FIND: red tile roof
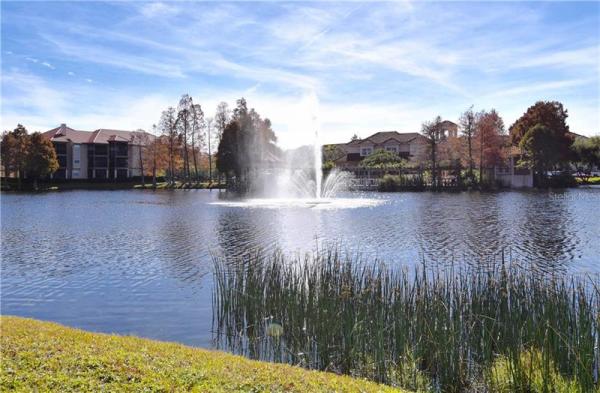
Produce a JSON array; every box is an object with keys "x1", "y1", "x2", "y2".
[
  {"x1": 43, "y1": 124, "x2": 153, "y2": 145},
  {"x1": 354, "y1": 131, "x2": 424, "y2": 145}
]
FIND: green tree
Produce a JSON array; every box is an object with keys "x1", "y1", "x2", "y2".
[
  {"x1": 510, "y1": 101, "x2": 572, "y2": 163},
  {"x1": 519, "y1": 124, "x2": 562, "y2": 185},
  {"x1": 359, "y1": 149, "x2": 406, "y2": 170},
  {"x1": 1, "y1": 124, "x2": 31, "y2": 190},
  {"x1": 216, "y1": 121, "x2": 241, "y2": 182},
  {"x1": 571, "y1": 136, "x2": 600, "y2": 181},
  {"x1": 217, "y1": 98, "x2": 279, "y2": 190},
  {"x1": 27, "y1": 132, "x2": 59, "y2": 190},
  {"x1": 421, "y1": 116, "x2": 444, "y2": 188}
]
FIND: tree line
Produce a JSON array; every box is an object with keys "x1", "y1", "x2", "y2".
[
  {"x1": 146, "y1": 96, "x2": 278, "y2": 190},
  {"x1": 3, "y1": 98, "x2": 598, "y2": 190},
  {"x1": 411, "y1": 101, "x2": 597, "y2": 188},
  {"x1": 1, "y1": 124, "x2": 59, "y2": 190},
  {"x1": 143, "y1": 96, "x2": 232, "y2": 188}
]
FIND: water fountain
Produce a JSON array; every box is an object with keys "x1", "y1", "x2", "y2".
[{"x1": 211, "y1": 93, "x2": 383, "y2": 209}]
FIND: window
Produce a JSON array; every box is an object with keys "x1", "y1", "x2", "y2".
[
  {"x1": 117, "y1": 143, "x2": 128, "y2": 156},
  {"x1": 95, "y1": 145, "x2": 108, "y2": 155},
  {"x1": 385, "y1": 146, "x2": 398, "y2": 153},
  {"x1": 58, "y1": 156, "x2": 67, "y2": 167},
  {"x1": 94, "y1": 157, "x2": 108, "y2": 167},
  {"x1": 360, "y1": 147, "x2": 373, "y2": 156},
  {"x1": 72, "y1": 169, "x2": 80, "y2": 179},
  {"x1": 73, "y1": 144, "x2": 81, "y2": 168},
  {"x1": 116, "y1": 157, "x2": 128, "y2": 168},
  {"x1": 53, "y1": 143, "x2": 66, "y2": 155}
]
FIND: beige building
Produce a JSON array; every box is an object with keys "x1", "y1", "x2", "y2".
[
  {"x1": 327, "y1": 131, "x2": 430, "y2": 168},
  {"x1": 42, "y1": 124, "x2": 153, "y2": 180},
  {"x1": 328, "y1": 121, "x2": 459, "y2": 168}
]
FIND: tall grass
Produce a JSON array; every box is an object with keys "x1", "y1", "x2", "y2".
[{"x1": 212, "y1": 248, "x2": 599, "y2": 392}]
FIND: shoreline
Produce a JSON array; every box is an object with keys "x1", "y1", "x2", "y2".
[{"x1": 0, "y1": 315, "x2": 402, "y2": 392}]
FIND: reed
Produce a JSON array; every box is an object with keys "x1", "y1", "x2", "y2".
[{"x1": 212, "y1": 249, "x2": 599, "y2": 392}]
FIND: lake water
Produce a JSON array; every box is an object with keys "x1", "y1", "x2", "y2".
[{"x1": 2, "y1": 188, "x2": 599, "y2": 347}]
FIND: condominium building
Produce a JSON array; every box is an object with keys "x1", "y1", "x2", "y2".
[{"x1": 42, "y1": 124, "x2": 153, "y2": 180}]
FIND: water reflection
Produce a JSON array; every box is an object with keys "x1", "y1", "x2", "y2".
[{"x1": 1, "y1": 189, "x2": 599, "y2": 347}]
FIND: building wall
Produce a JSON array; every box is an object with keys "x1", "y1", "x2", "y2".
[
  {"x1": 71, "y1": 144, "x2": 89, "y2": 179},
  {"x1": 494, "y1": 155, "x2": 533, "y2": 188},
  {"x1": 128, "y1": 145, "x2": 143, "y2": 177}
]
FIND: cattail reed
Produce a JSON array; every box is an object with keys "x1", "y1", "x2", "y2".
[{"x1": 213, "y1": 248, "x2": 599, "y2": 392}]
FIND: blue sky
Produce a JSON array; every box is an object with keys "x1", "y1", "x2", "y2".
[{"x1": 2, "y1": 1, "x2": 599, "y2": 148}]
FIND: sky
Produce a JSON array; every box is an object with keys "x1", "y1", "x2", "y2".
[{"x1": 1, "y1": 1, "x2": 599, "y2": 148}]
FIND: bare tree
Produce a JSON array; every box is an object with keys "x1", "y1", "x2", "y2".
[
  {"x1": 177, "y1": 95, "x2": 194, "y2": 183},
  {"x1": 459, "y1": 106, "x2": 476, "y2": 182},
  {"x1": 159, "y1": 107, "x2": 177, "y2": 185},
  {"x1": 144, "y1": 124, "x2": 169, "y2": 188},
  {"x1": 206, "y1": 117, "x2": 214, "y2": 184},
  {"x1": 191, "y1": 103, "x2": 205, "y2": 181},
  {"x1": 132, "y1": 130, "x2": 149, "y2": 188}
]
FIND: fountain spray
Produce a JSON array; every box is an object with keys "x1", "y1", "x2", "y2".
[{"x1": 310, "y1": 93, "x2": 322, "y2": 199}]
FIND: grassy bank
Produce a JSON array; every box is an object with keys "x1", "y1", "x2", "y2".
[
  {"x1": 0, "y1": 316, "x2": 402, "y2": 392},
  {"x1": 575, "y1": 176, "x2": 600, "y2": 185},
  {"x1": 214, "y1": 251, "x2": 600, "y2": 392}
]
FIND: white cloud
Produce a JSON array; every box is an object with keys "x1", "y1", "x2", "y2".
[
  {"x1": 41, "y1": 61, "x2": 55, "y2": 69},
  {"x1": 2, "y1": 2, "x2": 598, "y2": 143},
  {"x1": 25, "y1": 57, "x2": 38, "y2": 63},
  {"x1": 41, "y1": 34, "x2": 186, "y2": 78},
  {"x1": 68, "y1": 71, "x2": 75, "y2": 76},
  {"x1": 85, "y1": 78, "x2": 93, "y2": 83},
  {"x1": 140, "y1": 2, "x2": 180, "y2": 19}
]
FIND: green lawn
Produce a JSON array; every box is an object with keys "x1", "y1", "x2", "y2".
[
  {"x1": 0, "y1": 316, "x2": 403, "y2": 392},
  {"x1": 575, "y1": 176, "x2": 600, "y2": 185}
]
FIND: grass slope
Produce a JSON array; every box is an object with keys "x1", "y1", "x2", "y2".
[{"x1": 0, "y1": 316, "x2": 403, "y2": 392}]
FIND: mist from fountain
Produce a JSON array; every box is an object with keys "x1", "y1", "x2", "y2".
[{"x1": 211, "y1": 92, "x2": 383, "y2": 209}]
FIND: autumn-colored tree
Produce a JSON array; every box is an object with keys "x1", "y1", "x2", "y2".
[
  {"x1": 144, "y1": 126, "x2": 169, "y2": 188},
  {"x1": 509, "y1": 101, "x2": 572, "y2": 163},
  {"x1": 190, "y1": 103, "x2": 205, "y2": 180},
  {"x1": 474, "y1": 109, "x2": 506, "y2": 183},
  {"x1": 131, "y1": 130, "x2": 150, "y2": 187},
  {"x1": 159, "y1": 107, "x2": 178, "y2": 184},
  {"x1": 27, "y1": 132, "x2": 59, "y2": 190},
  {"x1": 1, "y1": 124, "x2": 31, "y2": 189},
  {"x1": 176, "y1": 94, "x2": 194, "y2": 182}
]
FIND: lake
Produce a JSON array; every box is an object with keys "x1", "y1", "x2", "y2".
[{"x1": 2, "y1": 188, "x2": 599, "y2": 347}]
